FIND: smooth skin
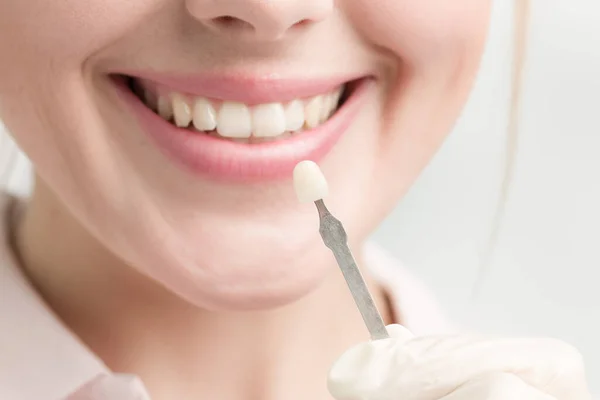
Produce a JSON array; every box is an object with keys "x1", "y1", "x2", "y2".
[{"x1": 0, "y1": 0, "x2": 590, "y2": 399}]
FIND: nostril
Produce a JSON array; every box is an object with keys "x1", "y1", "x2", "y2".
[
  {"x1": 214, "y1": 16, "x2": 236, "y2": 25},
  {"x1": 294, "y1": 19, "x2": 311, "y2": 28},
  {"x1": 211, "y1": 15, "x2": 254, "y2": 31}
]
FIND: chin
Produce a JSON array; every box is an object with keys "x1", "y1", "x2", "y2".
[
  {"x1": 106, "y1": 205, "x2": 332, "y2": 311},
  {"x1": 154, "y1": 239, "x2": 330, "y2": 310},
  {"x1": 181, "y1": 265, "x2": 327, "y2": 311}
]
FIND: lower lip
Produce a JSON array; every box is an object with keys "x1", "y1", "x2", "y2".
[{"x1": 114, "y1": 78, "x2": 373, "y2": 182}]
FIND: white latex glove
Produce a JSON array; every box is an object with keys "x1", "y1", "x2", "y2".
[{"x1": 328, "y1": 325, "x2": 592, "y2": 400}]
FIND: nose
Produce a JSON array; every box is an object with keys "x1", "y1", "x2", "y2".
[{"x1": 186, "y1": 0, "x2": 333, "y2": 41}]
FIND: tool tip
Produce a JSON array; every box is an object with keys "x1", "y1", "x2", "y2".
[{"x1": 293, "y1": 160, "x2": 329, "y2": 203}]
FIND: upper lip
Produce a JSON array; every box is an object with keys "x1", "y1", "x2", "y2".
[{"x1": 114, "y1": 70, "x2": 368, "y2": 105}]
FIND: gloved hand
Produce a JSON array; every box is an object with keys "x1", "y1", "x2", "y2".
[{"x1": 328, "y1": 325, "x2": 592, "y2": 400}]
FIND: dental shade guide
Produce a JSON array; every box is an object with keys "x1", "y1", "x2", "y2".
[{"x1": 293, "y1": 161, "x2": 389, "y2": 341}]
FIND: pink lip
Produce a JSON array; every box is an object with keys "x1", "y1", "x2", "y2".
[
  {"x1": 113, "y1": 75, "x2": 373, "y2": 182},
  {"x1": 117, "y1": 70, "x2": 365, "y2": 105}
]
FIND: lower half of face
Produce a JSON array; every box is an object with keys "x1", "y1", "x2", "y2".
[{"x1": 0, "y1": 0, "x2": 491, "y2": 310}]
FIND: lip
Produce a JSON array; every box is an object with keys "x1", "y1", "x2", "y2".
[
  {"x1": 115, "y1": 70, "x2": 365, "y2": 105},
  {"x1": 113, "y1": 74, "x2": 374, "y2": 182}
]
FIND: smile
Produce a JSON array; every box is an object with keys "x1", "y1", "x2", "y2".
[{"x1": 112, "y1": 72, "x2": 373, "y2": 181}]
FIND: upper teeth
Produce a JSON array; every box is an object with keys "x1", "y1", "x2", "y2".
[{"x1": 144, "y1": 87, "x2": 343, "y2": 139}]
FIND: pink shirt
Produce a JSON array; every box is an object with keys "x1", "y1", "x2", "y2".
[{"x1": 0, "y1": 193, "x2": 453, "y2": 399}]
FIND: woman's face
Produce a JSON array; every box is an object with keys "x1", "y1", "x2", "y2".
[{"x1": 0, "y1": 0, "x2": 490, "y2": 309}]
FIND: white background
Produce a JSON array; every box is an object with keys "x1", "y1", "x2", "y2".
[{"x1": 1, "y1": 0, "x2": 599, "y2": 395}]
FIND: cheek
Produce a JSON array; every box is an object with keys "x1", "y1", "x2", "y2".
[
  {"x1": 0, "y1": 1, "x2": 146, "y2": 119},
  {"x1": 344, "y1": 0, "x2": 491, "y2": 66},
  {"x1": 339, "y1": 1, "x2": 491, "y2": 224},
  {"x1": 0, "y1": 1, "x2": 159, "y2": 61},
  {"x1": 0, "y1": 0, "x2": 161, "y2": 178}
]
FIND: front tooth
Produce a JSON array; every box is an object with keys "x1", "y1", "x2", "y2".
[
  {"x1": 157, "y1": 96, "x2": 173, "y2": 120},
  {"x1": 305, "y1": 95, "x2": 323, "y2": 129},
  {"x1": 252, "y1": 103, "x2": 286, "y2": 137},
  {"x1": 217, "y1": 102, "x2": 252, "y2": 138},
  {"x1": 284, "y1": 100, "x2": 305, "y2": 132},
  {"x1": 172, "y1": 94, "x2": 192, "y2": 128},
  {"x1": 192, "y1": 98, "x2": 217, "y2": 131}
]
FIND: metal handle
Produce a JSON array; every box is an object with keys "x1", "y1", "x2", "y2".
[{"x1": 315, "y1": 200, "x2": 389, "y2": 341}]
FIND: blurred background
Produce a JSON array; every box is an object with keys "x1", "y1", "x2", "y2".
[
  {"x1": 1, "y1": 0, "x2": 599, "y2": 394},
  {"x1": 373, "y1": 0, "x2": 600, "y2": 393}
]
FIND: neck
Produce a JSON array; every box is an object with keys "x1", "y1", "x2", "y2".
[{"x1": 11, "y1": 184, "x2": 393, "y2": 400}]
